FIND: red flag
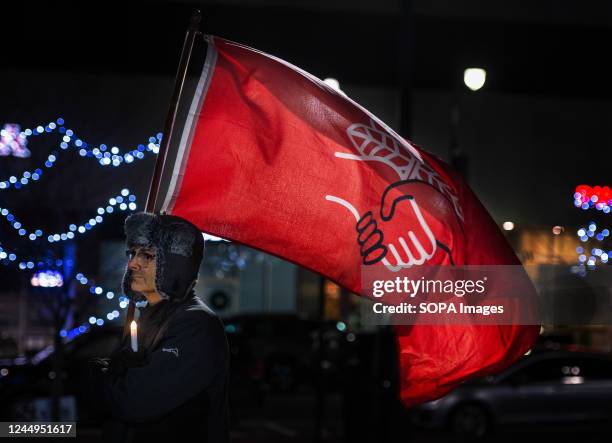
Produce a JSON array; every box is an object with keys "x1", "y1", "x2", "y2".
[{"x1": 157, "y1": 35, "x2": 539, "y2": 406}]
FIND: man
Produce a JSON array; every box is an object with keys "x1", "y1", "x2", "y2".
[{"x1": 85, "y1": 212, "x2": 229, "y2": 442}]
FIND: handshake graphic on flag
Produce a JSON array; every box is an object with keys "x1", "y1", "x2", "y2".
[{"x1": 326, "y1": 118, "x2": 462, "y2": 272}]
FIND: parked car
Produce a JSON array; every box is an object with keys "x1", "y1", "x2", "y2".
[{"x1": 409, "y1": 351, "x2": 612, "y2": 438}]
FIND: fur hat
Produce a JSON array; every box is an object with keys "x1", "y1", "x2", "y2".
[{"x1": 122, "y1": 213, "x2": 204, "y2": 302}]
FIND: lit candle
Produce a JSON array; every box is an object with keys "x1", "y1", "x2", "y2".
[{"x1": 130, "y1": 320, "x2": 138, "y2": 352}]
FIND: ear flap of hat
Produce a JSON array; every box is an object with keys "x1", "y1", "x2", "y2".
[{"x1": 155, "y1": 217, "x2": 204, "y2": 301}]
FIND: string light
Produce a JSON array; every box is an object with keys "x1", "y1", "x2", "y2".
[
  {"x1": 0, "y1": 189, "x2": 138, "y2": 243},
  {"x1": 574, "y1": 219, "x2": 611, "y2": 272},
  {"x1": 576, "y1": 222, "x2": 610, "y2": 243},
  {"x1": 574, "y1": 184, "x2": 612, "y2": 213},
  {"x1": 0, "y1": 118, "x2": 161, "y2": 191},
  {"x1": 0, "y1": 193, "x2": 141, "y2": 341},
  {"x1": 0, "y1": 241, "x2": 127, "y2": 341},
  {"x1": 574, "y1": 184, "x2": 612, "y2": 273},
  {"x1": 0, "y1": 120, "x2": 159, "y2": 342},
  {"x1": 31, "y1": 270, "x2": 63, "y2": 288},
  {"x1": 0, "y1": 123, "x2": 30, "y2": 158},
  {"x1": 0, "y1": 243, "x2": 130, "y2": 309},
  {"x1": 60, "y1": 296, "x2": 142, "y2": 341}
]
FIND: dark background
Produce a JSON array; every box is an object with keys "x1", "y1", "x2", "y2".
[
  {"x1": 1, "y1": 0, "x2": 610, "y2": 227},
  {"x1": 0, "y1": 1, "x2": 611, "y2": 442}
]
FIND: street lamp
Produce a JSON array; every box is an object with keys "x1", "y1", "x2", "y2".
[
  {"x1": 450, "y1": 67, "x2": 487, "y2": 178},
  {"x1": 463, "y1": 68, "x2": 487, "y2": 91}
]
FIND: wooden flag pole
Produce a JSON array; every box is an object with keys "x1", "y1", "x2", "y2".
[{"x1": 122, "y1": 10, "x2": 202, "y2": 340}]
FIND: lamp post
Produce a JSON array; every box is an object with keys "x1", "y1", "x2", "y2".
[{"x1": 449, "y1": 67, "x2": 487, "y2": 181}]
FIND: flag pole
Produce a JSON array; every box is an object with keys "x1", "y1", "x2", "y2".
[
  {"x1": 122, "y1": 9, "x2": 202, "y2": 340},
  {"x1": 146, "y1": 9, "x2": 202, "y2": 213}
]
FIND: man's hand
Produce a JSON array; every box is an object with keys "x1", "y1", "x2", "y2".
[
  {"x1": 89, "y1": 357, "x2": 110, "y2": 371},
  {"x1": 108, "y1": 347, "x2": 150, "y2": 376}
]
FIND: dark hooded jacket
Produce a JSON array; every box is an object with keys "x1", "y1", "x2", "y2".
[{"x1": 84, "y1": 213, "x2": 229, "y2": 443}]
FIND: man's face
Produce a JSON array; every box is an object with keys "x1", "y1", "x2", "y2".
[{"x1": 126, "y1": 247, "x2": 157, "y2": 294}]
